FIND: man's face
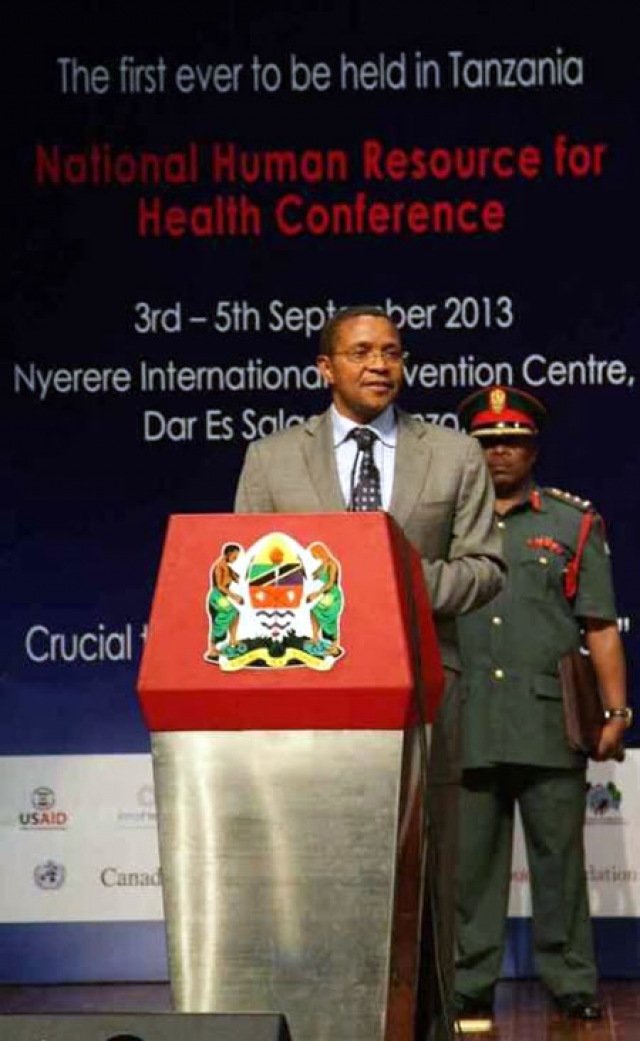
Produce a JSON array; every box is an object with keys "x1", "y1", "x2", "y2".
[
  {"x1": 481, "y1": 436, "x2": 538, "y2": 496},
  {"x1": 317, "y1": 315, "x2": 404, "y2": 423}
]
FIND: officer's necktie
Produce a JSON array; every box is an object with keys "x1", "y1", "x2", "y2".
[{"x1": 348, "y1": 427, "x2": 382, "y2": 511}]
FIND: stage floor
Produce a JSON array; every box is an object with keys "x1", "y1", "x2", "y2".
[{"x1": 0, "y1": 980, "x2": 638, "y2": 1038}]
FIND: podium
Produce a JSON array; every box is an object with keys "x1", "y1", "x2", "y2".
[{"x1": 138, "y1": 512, "x2": 444, "y2": 1041}]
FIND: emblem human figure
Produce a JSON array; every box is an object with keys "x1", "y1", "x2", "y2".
[
  {"x1": 205, "y1": 543, "x2": 244, "y2": 661},
  {"x1": 306, "y1": 542, "x2": 343, "y2": 656}
]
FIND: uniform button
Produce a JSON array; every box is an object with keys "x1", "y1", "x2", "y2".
[
  {"x1": 493, "y1": 668, "x2": 505, "y2": 680},
  {"x1": 492, "y1": 616, "x2": 502, "y2": 626},
  {"x1": 497, "y1": 520, "x2": 506, "y2": 530},
  {"x1": 539, "y1": 556, "x2": 548, "y2": 565}
]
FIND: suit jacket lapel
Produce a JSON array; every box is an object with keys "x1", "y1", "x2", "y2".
[
  {"x1": 303, "y1": 410, "x2": 346, "y2": 511},
  {"x1": 389, "y1": 411, "x2": 433, "y2": 528}
]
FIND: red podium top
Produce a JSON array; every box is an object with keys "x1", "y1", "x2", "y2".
[{"x1": 137, "y1": 512, "x2": 443, "y2": 731}]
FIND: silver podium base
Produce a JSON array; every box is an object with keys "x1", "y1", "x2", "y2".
[{"x1": 151, "y1": 729, "x2": 426, "y2": 1041}]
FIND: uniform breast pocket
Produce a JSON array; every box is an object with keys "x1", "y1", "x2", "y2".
[
  {"x1": 517, "y1": 555, "x2": 565, "y2": 602},
  {"x1": 533, "y1": 674, "x2": 562, "y2": 700}
]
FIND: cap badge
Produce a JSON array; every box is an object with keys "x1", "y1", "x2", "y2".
[{"x1": 489, "y1": 387, "x2": 507, "y2": 414}]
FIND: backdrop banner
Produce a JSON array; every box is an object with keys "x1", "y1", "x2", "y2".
[{"x1": 4, "y1": 1, "x2": 638, "y2": 980}]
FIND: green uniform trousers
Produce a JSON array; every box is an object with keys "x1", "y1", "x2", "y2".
[{"x1": 456, "y1": 764, "x2": 596, "y2": 1001}]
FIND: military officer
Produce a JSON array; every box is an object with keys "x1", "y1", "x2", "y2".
[{"x1": 453, "y1": 385, "x2": 631, "y2": 1026}]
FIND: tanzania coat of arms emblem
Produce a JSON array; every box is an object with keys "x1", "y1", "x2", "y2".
[{"x1": 204, "y1": 532, "x2": 345, "y2": 671}]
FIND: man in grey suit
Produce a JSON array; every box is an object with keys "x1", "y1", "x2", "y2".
[{"x1": 235, "y1": 305, "x2": 505, "y2": 1039}]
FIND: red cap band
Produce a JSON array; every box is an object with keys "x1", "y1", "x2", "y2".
[{"x1": 471, "y1": 407, "x2": 537, "y2": 431}]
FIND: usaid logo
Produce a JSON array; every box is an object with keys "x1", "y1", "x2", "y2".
[
  {"x1": 19, "y1": 786, "x2": 70, "y2": 829},
  {"x1": 34, "y1": 860, "x2": 66, "y2": 890},
  {"x1": 32, "y1": 786, "x2": 55, "y2": 809}
]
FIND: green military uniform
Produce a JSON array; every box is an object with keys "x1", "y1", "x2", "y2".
[{"x1": 455, "y1": 484, "x2": 618, "y2": 1003}]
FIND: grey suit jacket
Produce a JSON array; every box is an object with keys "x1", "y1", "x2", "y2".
[{"x1": 234, "y1": 408, "x2": 505, "y2": 669}]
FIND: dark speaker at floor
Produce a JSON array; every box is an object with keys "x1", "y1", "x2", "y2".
[{"x1": 0, "y1": 1013, "x2": 292, "y2": 1040}]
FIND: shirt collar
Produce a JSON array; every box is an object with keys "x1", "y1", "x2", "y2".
[
  {"x1": 331, "y1": 404, "x2": 398, "y2": 448},
  {"x1": 497, "y1": 480, "x2": 547, "y2": 518}
]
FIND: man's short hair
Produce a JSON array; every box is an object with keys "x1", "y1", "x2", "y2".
[{"x1": 319, "y1": 305, "x2": 396, "y2": 356}]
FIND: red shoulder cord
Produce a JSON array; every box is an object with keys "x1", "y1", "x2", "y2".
[{"x1": 563, "y1": 509, "x2": 595, "y2": 601}]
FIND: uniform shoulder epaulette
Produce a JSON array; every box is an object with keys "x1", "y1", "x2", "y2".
[{"x1": 543, "y1": 487, "x2": 594, "y2": 513}]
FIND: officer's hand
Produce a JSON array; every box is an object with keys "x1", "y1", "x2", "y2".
[{"x1": 593, "y1": 719, "x2": 626, "y2": 762}]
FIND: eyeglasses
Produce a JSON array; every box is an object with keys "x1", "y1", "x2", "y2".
[{"x1": 332, "y1": 346, "x2": 409, "y2": 366}]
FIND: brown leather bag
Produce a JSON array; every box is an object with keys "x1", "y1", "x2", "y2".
[
  {"x1": 559, "y1": 648, "x2": 625, "y2": 761},
  {"x1": 558, "y1": 648, "x2": 605, "y2": 755}
]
